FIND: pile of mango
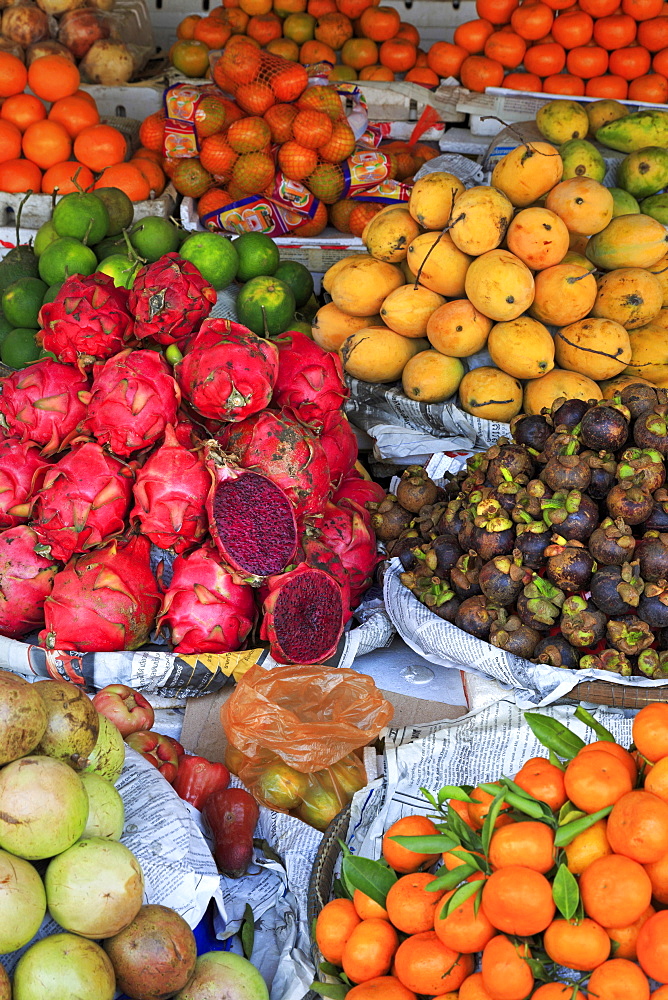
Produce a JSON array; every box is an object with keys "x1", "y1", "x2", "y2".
[{"x1": 312, "y1": 98, "x2": 668, "y2": 426}]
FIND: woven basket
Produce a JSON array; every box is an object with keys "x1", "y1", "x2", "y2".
[
  {"x1": 305, "y1": 805, "x2": 351, "y2": 1000},
  {"x1": 562, "y1": 681, "x2": 668, "y2": 709}
]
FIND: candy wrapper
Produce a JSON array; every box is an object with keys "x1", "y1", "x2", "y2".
[{"x1": 163, "y1": 82, "x2": 221, "y2": 160}]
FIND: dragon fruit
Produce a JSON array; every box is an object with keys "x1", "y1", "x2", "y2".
[
  {"x1": 271, "y1": 330, "x2": 348, "y2": 427},
  {"x1": 131, "y1": 424, "x2": 209, "y2": 554},
  {"x1": 205, "y1": 442, "x2": 297, "y2": 586},
  {"x1": 260, "y1": 563, "x2": 344, "y2": 664},
  {"x1": 0, "y1": 525, "x2": 59, "y2": 639},
  {"x1": 333, "y1": 471, "x2": 386, "y2": 529},
  {"x1": 157, "y1": 543, "x2": 256, "y2": 654},
  {"x1": 219, "y1": 409, "x2": 332, "y2": 518},
  {"x1": 175, "y1": 319, "x2": 278, "y2": 423},
  {"x1": 128, "y1": 253, "x2": 217, "y2": 347},
  {"x1": 314, "y1": 501, "x2": 381, "y2": 606},
  {"x1": 0, "y1": 358, "x2": 88, "y2": 456},
  {"x1": 298, "y1": 529, "x2": 352, "y2": 621},
  {"x1": 39, "y1": 274, "x2": 135, "y2": 370},
  {"x1": 31, "y1": 442, "x2": 134, "y2": 561},
  {"x1": 174, "y1": 414, "x2": 202, "y2": 449},
  {"x1": 318, "y1": 410, "x2": 357, "y2": 486},
  {"x1": 82, "y1": 349, "x2": 180, "y2": 457},
  {"x1": 0, "y1": 438, "x2": 50, "y2": 529},
  {"x1": 40, "y1": 534, "x2": 160, "y2": 652}
]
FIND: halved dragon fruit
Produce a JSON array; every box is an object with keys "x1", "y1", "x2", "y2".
[
  {"x1": 315, "y1": 501, "x2": 381, "y2": 606},
  {"x1": 0, "y1": 525, "x2": 59, "y2": 639},
  {"x1": 175, "y1": 319, "x2": 278, "y2": 423},
  {"x1": 271, "y1": 330, "x2": 348, "y2": 427},
  {"x1": 0, "y1": 437, "x2": 50, "y2": 529},
  {"x1": 131, "y1": 424, "x2": 209, "y2": 554},
  {"x1": 318, "y1": 410, "x2": 357, "y2": 486},
  {"x1": 205, "y1": 442, "x2": 297, "y2": 587},
  {"x1": 157, "y1": 543, "x2": 257, "y2": 655},
  {"x1": 128, "y1": 253, "x2": 217, "y2": 347},
  {"x1": 31, "y1": 442, "x2": 134, "y2": 561},
  {"x1": 0, "y1": 358, "x2": 88, "y2": 456},
  {"x1": 40, "y1": 535, "x2": 160, "y2": 653},
  {"x1": 260, "y1": 563, "x2": 345, "y2": 664},
  {"x1": 298, "y1": 529, "x2": 352, "y2": 621}
]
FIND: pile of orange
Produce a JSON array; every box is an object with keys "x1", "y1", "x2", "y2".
[
  {"x1": 0, "y1": 51, "x2": 165, "y2": 201},
  {"x1": 315, "y1": 701, "x2": 668, "y2": 999}
]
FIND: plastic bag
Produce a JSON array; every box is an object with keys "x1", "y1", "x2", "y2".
[{"x1": 221, "y1": 663, "x2": 393, "y2": 829}]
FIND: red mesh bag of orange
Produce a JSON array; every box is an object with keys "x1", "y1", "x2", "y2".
[{"x1": 212, "y1": 37, "x2": 309, "y2": 114}]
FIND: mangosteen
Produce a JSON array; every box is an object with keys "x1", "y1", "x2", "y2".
[
  {"x1": 579, "y1": 401, "x2": 630, "y2": 453},
  {"x1": 634, "y1": 406, "x2": 668, "y2": 455},
  {"x1": 585, "y1": 452, "x2": 618, "y2": 501},
  {"x1": 637, "y1": 580, "x2": 668, "y2": 627},
  {"x1": 388, "y1": 531, "x2": 421, "y2": 569},
  {"x1": 479, "y1": 551, "x2": 531, "y2": 606},
  {"x1": 606, "y1": 481, "x2": 654, "y2": 525},
  {"x1": 451, "y1": 552, "x2": 483, "y2": 601},
  {"x1": 493, "y1": 476, "x2": 527, "y2": 514},
  {"x1": 369, "y1": 495, "x2": 413, "y2": 541},
  {"x1": 533, "y1": 635, "x2": 580, "y2": 670},
  {"x1": 621, "y1": 382, "x2": 665, "y2": 420},
  {"x1": 489, "y1": 614, "x2": 542, "y2": 658},
  {"x1": 512, "y1": 480, "x2": 552, "y2": 522},
  {"x1": 457, "y1": 508, "x2": 476, "y2": 552},
  {"x1": 646, "y1": 488, "x2": 668, "y2": 532},
  {"x1": 606, "y1": 615, "x2": 654, "y2": 654},
  {"x1": 438, "y1": 497, "x2": 467, "y2": 537},
  {"x1": 541, "y1": 454, "x2": 592, "y2": 492},
  {"x1": 544, "y1": 536, "x2": 595, "y2": 592},
  {"x1": 658, "y1": 627, "x2": 668, "y2": 650},
  {"x1": 510, "y1": 412, "x2": 552, "y2": 453},
  {"x1": 455, "y1": 595, "x2": 501, "y2": 640},
  {"x1": 579, "y1": 649, "x2": 633, "y2": 676},
  {"x1": 486, "y1": 441, "x2": 535, "y2": 486},
  {"x1": 396, "y1": 466, "x2": 439, "y2": 514},
  {"x1": 540, "y1": 430, "x2": 581, "y2": 463},
  {"x1": 617, "y1": 448, "x2": 666, "y2": 494},
  {"x1": 413, "y1": 503, "x2": 448, "y2": 542},
  {"x1": 516, "y1": 575, "x2": 565, "y2": 632},
  {"x1": 590, "y1": 562, "x2": 644, "y2": 616},
  {"x1": 542, "y1": 490, "x2": 600, "y2": 542},
  {"x1": 636, "y1": 648, "x2": 668, "y2": 679},
  {"x1": 423, "y1": 534, "x2": 463, "y2": 576},
  {"x1": 588, "y1": 517, "x2": 636, "y2": 566},
  {"x1": 471, "y1": 498, "x2": 516, "y2": 561},
  {"x1": 552, "y1": 396, "x2": 590, "y2": 430},
  {"x1": 560, "y1": 595, "x2": 607, "y2": 649},
  {"x1": 515, "y1": 519, "x2": 552, "y2": 570},
  {"x1": 636, "y1": 531, "x2": 668, "y2": 582},
  {"x1": 460, "y1": 468, "x2": 488, "y2": 496}
]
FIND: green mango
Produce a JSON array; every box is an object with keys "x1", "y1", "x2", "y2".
[
  {"x1": 560, "y1": 139, "x2": 606, "y2": 183},
  {"x1": 640, "y1": 193, "x2": 668, "y2": 226},
  {"x1": 609, "y1": 187, "x2": 641, "y2": 217},
  {"x1": 536, "y1": 100, "x2": 589, "y2": 145},
  {"x1": 597, "y1": 110, "x2": 668, "y2": 152},
  {"x1": 617, "y1": 146, "x2": 668, "y2": 199}
]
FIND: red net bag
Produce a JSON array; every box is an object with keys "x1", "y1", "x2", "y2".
[{"x1": 212, "y1": 38, "x2": 309, "y2": 114}]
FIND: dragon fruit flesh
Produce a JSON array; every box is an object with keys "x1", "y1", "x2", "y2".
[
  {"x1": 218, "y1": 409, "x2": 332, "y2": 519},
  {"x1": 40, "y1": 534, "x2": 160, "y2": 653},
  {"x1": 0, "y1": 525, "x2": 59, "y2": 639},
  {"x1": 314, "y1": 501, "x2": 381, "y2": 606},
  {"x1": 271, "y1": 330, "x2": 348, "y2": 427},
  {"x1": 131, "y1": 424, "x2": 209, "y2": 554},
  {"x1": 128, "y1": 253, "x2": 217, "y2": 347},
  {"x1": 260, "y1": 563, "x2": 344, "y2": 664},
  {"x1": 157, "y1": 543, "x2": 256, "y2": 655},
  {"x1": 31, "y1": 442, "x2": 134, "y2": 562},
  {"x1": 175, "y1": 319, "x2": 278, "y2": 423},
  {"x1": 0, "y1": 358, "x2": 88, "y2": 456},
  {"x1": 298, "y1": 529, "x2": 352, "y2": 622},
  {"x1": 205, "y1": 442, "x2": 297, "y2": 586},
  {"x1": 0, "y1": 438, "x2": 50, "y2": 529},
  {"x1": 318, "y1": 410, "x2": 357, "y2": 486},
  {"x1": 82, "y1": 349, "x2": 180, "y2": 457},
  {"x1": 39, "y1": 273, "x2": 135, "y2": 370}
]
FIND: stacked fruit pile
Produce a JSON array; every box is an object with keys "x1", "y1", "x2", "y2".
[{"x1": 314, "y1": 702, "x2": 668, "y2": 999}]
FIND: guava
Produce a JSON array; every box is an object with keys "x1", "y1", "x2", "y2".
[
  {"x1": 12, "y1": 932, "x2": 116, "y2": 1000},
  {"x1": 0, "y1": 669, "x2": 47, "y2": 765},
  {"x1": 256, "y1": 762, "x2": 309, "y2": 810},
  {"x1": 0, "y1": 962, "x2": 9, "y2": 1000},
  {"x1": 173, "y1": 951, "x2": 270, "y2": 1000},
  {"x1": 34, "y1": 679, "x2": 99, "y2": 769},
  {"x1": 81, "y1": 712, "x2": 125, "y2": 783},
  {"x1": 296, "y1": 784, "x2": 341, "y2": 831},
  {"x1": 45, "y1": 837, "x2": 143, "y2": 939},
  {"x1": 0, "y1": 755, "x2": 88, "y2": 860},
  {"x1": 81, "y1": 773, "x2": 125, "y2": 840},
  {"x1": 104, "y1": 904, "x2": 197, "y2": 999},
  {"x1": 0, "y1": 848, "x2": 46, "y2": 953}
]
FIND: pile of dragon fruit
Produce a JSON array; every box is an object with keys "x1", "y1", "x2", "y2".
[{"x1": 0, "y1": 252, "x2": 385, "y2": 664}]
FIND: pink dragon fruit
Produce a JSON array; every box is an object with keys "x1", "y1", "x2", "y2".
[
  {"x1": 0, "y1": 438, "x2": 50, "y2": 529},
  {"x1": 128, "y1": 253, "x2": 217, "y2": 346},
  {"x1": 271, "y1": 330, "x2": 348, "y2": 427},
  {"x1": 40, "y1": 534, "x2": 160, "y2": 652},
  {"x1": 205, "y1": 442, "x2": 297, "y2": 586},
  {"x1": 260, "y1": 563, "x2": 344, "y2": 664},
  {"x1": 175, "y1": 319, "x2": 278, "y2": 423},
  {"x1": 31, "y1": 442, "x2": 134, "y2": 561},
  {"x1": 218, "y1": 409, "x2": 332, "y2": 518},
  {"x1": 0, "y1": 525, "x2": 59, "y2": 638},
  {"x1": 318, "y1": 410, "x2": 357, "y2": 486},
  {"x1": 82, "y1": 349, "x2": 180, "y2": 457},
  {"x1": 0, "y1": 358, "x2": 88, "y2": 456},
  {"x1": 173, "y1": 413, "x2": 202, "y2": 449},
  {"x1": 298, "y1": 529, "x2": 352, "y2": 622},
  {"x1": 333, "y1": 471, "x2": 386, "y2": 529},
  {"x1": 39, "y1": 273, "x2": 134, "y2": 370},
  {"x1": 157, "y1": 543, "x2": 256, "y2": 654},
  {"x1": 314, "y1": 501, "x2": 381, "y2": 606},
  {"x1": 131, "y1": 424, "x2": 209, "y2": 554}
]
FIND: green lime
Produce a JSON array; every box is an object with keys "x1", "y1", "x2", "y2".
[
  {"x1": 0, "y1": 312, "x2": 12, "y2": 346},
  {"x1": 2, "y1": 277, "x2": 48, "y2": 329},
  {"x1": 1, "y1": 328, "x2": 41, "y2": 368},
  {"x1": 38, "y1": 238, "x2": 98, "y2": 286},
  {"x1": 0, "y1": 247, "x2": 39, "y2": 295},
  {"x1": 42, "y1": 284, "x2": 62, "y2": 305},
  {"x1": 52, "y1": 192, "x2": 110, "y2": 245},
  {"x1": 290, "y1": 319, "x2": 313, "y2": 337},
  {"x1": 233, "y1": 232, "x2": 280, "y2": 283},
  {"x1": 93, "y1": 187, "x2": 134, "y2": 237},
  {"x1": 94, "y1": 235, "x2": 127, "y2": 262},
  {"x1": 130, "y1": 216, "x2": 181, "y2": 263},
  {"x1": 97, "y1": 255, "x2": 140, "y2": 289},
  {"x1": 179, "y1": 231, "x2": 239, "y2": 290},
  {"x1": 274, "y1": 260, "x2": 314, "y2": 309},
  {"x1": 236, "y1": 275, "x2": 296, "y2": 336},
  {"x1": 34, "y1": 221, "x2": 60, "y2": 258}
]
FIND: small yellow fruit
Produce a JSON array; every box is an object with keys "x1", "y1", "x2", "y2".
[{"x1": 402, "y1": 350, "x2": 465, "y2": 403}]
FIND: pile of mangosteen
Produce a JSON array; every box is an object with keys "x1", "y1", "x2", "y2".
[{"x1": 371, "y1": 383, "x2": 668, "y2": 678}]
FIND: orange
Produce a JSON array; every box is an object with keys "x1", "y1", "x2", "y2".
[
  {"x1": 552, "y1": 8, "x2": 594, "y2": 46},
  {"x1": 564, "y1": 748, "x2": 633, "y2": 813},
  {"x1": 629, "y1": 72, "x2": 668, "y2": 100},
  {"x1": 380, "y1": 38, "x2": 417, "y2": 70},
  {"x1": 384, "y1": 872, "x2": 445, "y2": 934},
  {"x1": 653, "y1": 47, "x2": 668, "y2": 74},
  {"x1": 359, "y1": 65, "x2": 394, "y2": 80},
  {"x1": 580, "y1": 854, "x2": 653, "y2": 928},
  {"x1": 359, "y1": 5, "x2": 401, "y2": 40},
  {"x1": 41, "y1": 161, "x2": 94, "y2": 195},
  {"x1": 263, "y1": 103, "x2": 298, "y2": 143},
  {"x1": 266, "y1": 38, "x2": 300, "y2": 58},
  {"x1": 542, "y1": 916, "x2": 611, "y2": 971},
  {"x1": 579, "y1": 740, "x2": 638, "y2": 785},
  {"x1": 198, "y1": 187, "x2": 232, "y2": 221},
  {"x1": 586, "y1": 74, "x2": 629, "y2": 97},
  {"x1": 643, "y1": 846, "x2": 668, "y2": 902},
  {"x1": 341, "y1": 918, "x2": 398, "y2": 984},
  {"x1": 624, "y1": 0, "x2": 663, "y2": 17},
  {"x1": 193, "y1": 16, "x2": 232, "y2": 47},
  {"x1": 341, "y1": 37, "x2": 378, "y2": 67},
  {"x1": 395, "y1": 21, "x2": 420, "y2": 44},
  {"x1": 300, "y1": 38, "x2": 337, "y2": 62},
  {"x1": 74, "y1": 124, "x2": 127, "y2": 173},
  {"x1": 532, "y1": 986, "x2": 586, "y2": 1000},
  {"x1": 72, "y1": 89, "x2": 97, "y2": 107},
  {"x1": 428, "y1": 40, "x2": 469, "y2": 76},
  {"x1": 228, "y1": 116, "x2": 271, "y2": 153},
  {"x1": 449, "y1": 797, "x2": 473, "y2": 828},
  {"x1": 226, "y1": 7, "x2": 250, "y2": 31},
  {"x1": 0, "y1": 94, "x2": 46, "y2": 134},
  {"x1": 270, "y1": 62, "x2": 308, "y2": 101},
  {"x1": 346, "y1": 978, "x2": 416, "y2": 1000},
  {"x1": 0, "y1": 159, "x2": 42, "y2": 193},
  {"x1": 292, "y1": 108, "x2": 333, "y2": 148},
  {"x1": 0, "y1": 120, "x2": 22, "y2": 165},
  {"x1": 353, "y1": 889, "x2": 388, "y2": 921},
  {"x1": 0, "y1": 52, "x2": 27, "y2": 98},
  {"x1": 459, "y1": 972, "x2": 495, "y2": 999},
  {"x1": 543, "y1": 72, "x2": 586, "y2": 93},
  {"x1": 634, "y1": 703, "x2": 668, "y2": 763},
  {"x1": 434, "y1": 875, "x2": 497, "y2": 953},
  {"x1": 247, "y1": 11, "x2": 282, "y2": 43},
  {"x1": 650, "y1": 989, "x2": 668, "y2": 999},
  {"x1": 200, "y1": 133, "x2": 238, "y2": 177},
  {"x1": 607, "y1": 789, "x2": 668, "y2": 863},
  {"x1": 404, "y1": 66, "x2": 440, "y2": 86},
  {"x1": 94, "y1": 163, "x2": 151, "y2": 202},
  {"x1": 610, "y1": 44, "x2": 652, "y2": 78},
  {"x1": 563, "y1": 818, "x2": 612, "y2": 875},
  {"x1": 443, "y1": 844, "x2": 484, "y2": 871},
  {"x1": 512, "y1": 1, "x2": 554, "y2": 39},
  {"x1": 174, "y1": 157, "x2": 214, "y2": 197},
  {"x1": 170, "y1": 39, "x2": 211, "y2": 77},
  {"x1": 637, "y1": 910, "x2": 668, "y2": 983},
  {"x1": 566, "y1": 42, "x2": 609, "y2": 76},
  {"x1": 488, "y1": 820, "x2": 555, "y2": 874},
  {"x1": 587, "y1": 958, "x2": 650, "y2": 1000},
  {"x1": 138, "y1": 112, "x2": 165, "y2": 153},
  {"x1": 484, "y1": 29, "x2": 527, "y2": 67},
  {"x1": 132, "y1": 158, "x2": 165, "y2": 196},
  {"x1": 22, "y1": 120, "x2": 71, "y2": 171},
  {"x1": 48, "y1": 96, "x2": 100, "y2": 139},
  {"x1": 460, "y1": 54, "x2": 505, "y2": 90},
  {"x1": 240, "y1": 0, "x2": 272, "y2": 12},
  {"x1": 293, "y1": 199, "x2": 327, "y2": 236},
  {"x1": 382, "y1": 815, "x2": 440, "y2": 874},
  {"x1": 481, "y1": 935, "x2": 533, "y2": 1000},
  {"x1": 454, "y1": 18, "x2": 495, "y2": 52},
  {"x1": 524, "y1": 40, "x2": 566, "y2": 74},
  {"x1": 477, "y1": 0, "x2": 521, "y2": 23},
  {"x1": 468, "y1": 783, "x2": 513, "y2": 830},
  {"x1": 594, "y1": 11, "x2": 638, "y2": 47},
  {"x1": 349, "y1": 201, "x2": 383, "y2": 236},
  {"x1": 638, "y1": 13, "x2": 668, "y2": 47},
  {"x1": 315, "y1": 11, "x2": 354, "y2": 48},
  {"x1": 315, "y1": 898, "x2": 361, "y2": 964},
  {"x1": 393, "y1": 931, "x2": 473, "y2": 995},
  {"x1": 607, "y1": 905, "x2": 655, "y2": 960},
  {"x1": 28, "y1": 55, "x2": 79, "y2": 102},
  {"x1": 514, "y1": 759, "x2": 567, "y2": 811},
  {"x1": 503, "y1": 71, "x2": 542, "y2": 92},
  {"x1": 644, "y1": 755, "x2": 668, "y2": 803},
  {"x1": 481, "y1": 865, "x2": 555, "y2": 936},
  {"x1": 177, "y1": 14, "x2": 202, "y2": 38},
  {"x1": 278, "y1": 140, "x2": 318, "y2": 180}
]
